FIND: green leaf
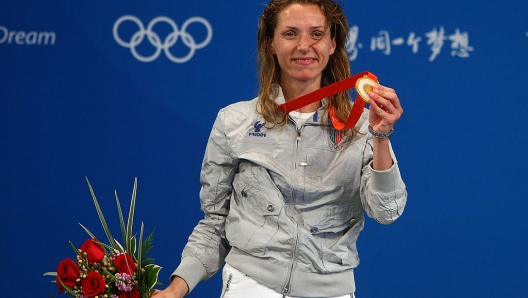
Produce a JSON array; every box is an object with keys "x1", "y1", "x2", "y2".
[
  {"x1": 141, "y1": 231, "x2": 154, "y2": 265},
  {"x1": 43, "y1": 272, "x2": 57, "y2": 277},
  {"x1": 114, "y1": 240, "x2": 125, "y2": 253},
  {"x1": 115, "y1": 190, "x2": 127, "y2": 250},
  {"x1": 137, "y1": 222, "x2": 144, "y2": 277},
  {"x1": 79, "y1": 223, "x2": 96, "y2": 239},
  {"x1": 125, "y1": 178, "x2": 138, "y2": 254},
  {"x1": 68, "y1": 240, "x2": 80, "y2": 254},
  {"x1": 85, "y1": 177, "x2": 117, "y2": 248},
  {"x1": 95, "y1": 239, "x2": 116, "y2": 253},
  {"x1": 130, "y1": 235, "x2": 137, "y2": 256},
  {"x1": 144, "y1": 264, "x2": 162, "y2": 291}
]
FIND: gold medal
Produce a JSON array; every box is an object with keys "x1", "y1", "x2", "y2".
[{"x1": 355, "y1": 75, "x2": 379, "y2": 103}]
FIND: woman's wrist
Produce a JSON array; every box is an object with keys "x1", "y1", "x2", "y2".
[
  {"x1": 368, "y1": 125, "x2": 394, "y2": 139},
  {"x1": 169, "y1": 276, "x2": 189, "y2": 297}
]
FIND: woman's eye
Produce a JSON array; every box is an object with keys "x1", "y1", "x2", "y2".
[
  {"x1": 312, "y1": 31, "x2": 325, "y2": 39},
  {"x1": 282, "y1": 31, "x2": 296, "y2": 38}
]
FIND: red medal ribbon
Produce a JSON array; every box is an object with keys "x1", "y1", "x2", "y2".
[{"x1": 278, "y1": 71, "x2": 378, "y2": 130}]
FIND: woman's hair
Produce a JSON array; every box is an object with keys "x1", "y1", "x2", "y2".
[{"x1": 256, "y1": 0, "x2": 353, "y2": 132}]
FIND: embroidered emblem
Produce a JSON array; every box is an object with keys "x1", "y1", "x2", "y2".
[
  {"x1": 254, "y1": 121, "x2": 264, "y2": 132},
  {"x1": 249, "y1": 121, "x2": 267, "y2": 137},
  {"x1": 328, "y1": 127, "x2": 344, "y2": 151}
]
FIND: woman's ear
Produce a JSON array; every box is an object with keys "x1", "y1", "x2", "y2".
[{"x1": 269, "y1": 41, "x2": 276, "y2": 55}]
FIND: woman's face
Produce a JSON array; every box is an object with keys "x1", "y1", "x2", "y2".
[{"x1": 270, "y1": 4, "x2": 336, "y2": 87}]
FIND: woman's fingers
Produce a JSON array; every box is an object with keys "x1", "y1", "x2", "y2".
[{"x1": 368, "y1": 84, "x2": 403, "y2": 130}]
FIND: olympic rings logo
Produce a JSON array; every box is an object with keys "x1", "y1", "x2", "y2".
[{"x1": 113, "y1": 15, "x2": 213, "y2": 63}]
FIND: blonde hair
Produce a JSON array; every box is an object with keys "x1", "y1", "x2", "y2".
[{"x1": 257, "y1": 0, "x2": 353, "y2": 132}]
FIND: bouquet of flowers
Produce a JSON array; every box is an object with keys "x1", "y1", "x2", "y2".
[{"x1": 44, "y1": 178, "x2": 162, "y2": 298}]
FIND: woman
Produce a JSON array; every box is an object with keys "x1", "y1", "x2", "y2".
[{"x1": 153, "y1": 0, "x2": 406, "y2": 297}]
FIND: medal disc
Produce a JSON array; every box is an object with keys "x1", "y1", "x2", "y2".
[{"x1": 355, "y1": 76, "x2": 378, "y2": 103}]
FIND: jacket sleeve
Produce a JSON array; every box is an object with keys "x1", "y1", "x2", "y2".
[
  {"x1": 172, "y1": 108, "x2": 237, "y2": 293},
  {"x1": 360, "y1": 137, "x2": 407, "y2": 224}
]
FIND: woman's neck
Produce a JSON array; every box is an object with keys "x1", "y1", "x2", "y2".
[{"x1": 281, "y1": 78, "x2": 322, "y2": 113}]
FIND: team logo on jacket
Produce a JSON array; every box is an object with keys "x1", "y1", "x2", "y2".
[
  {"x1": 328, "y1": 127, "x2": 344, "y2": 151},
  {"x1": 249, "y1": 121, "x2": 266, "y2": 137}
]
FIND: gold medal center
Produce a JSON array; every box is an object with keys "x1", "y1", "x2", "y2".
[{"x1": 363, "y1": 84, "x2": 373, "y2": 94}]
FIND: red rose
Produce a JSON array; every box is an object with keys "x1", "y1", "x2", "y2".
[
  {"x1": 56, "y1": 258, "x2": 80, "y2": 293},
  {"x1": 114, "y1": 253, "x2": 136, "y2": 275},
  {"x1": 120, "y1": 288, "x2": 141, "y2": 298},
  {"x1": 81, "y1": 271, "x2": 106, "y2": 296},
  {"x1": 80, "y1": 238, "x2": 105, "y2": 264}
]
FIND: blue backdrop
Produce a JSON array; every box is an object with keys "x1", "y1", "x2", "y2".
[{"x1": 2, "y1": 0, "x2": 527, "y2": 297}]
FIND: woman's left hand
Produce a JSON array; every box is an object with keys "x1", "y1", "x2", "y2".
[{"x1": 368, "y1": 84, "x2": 403, "y2": 133}]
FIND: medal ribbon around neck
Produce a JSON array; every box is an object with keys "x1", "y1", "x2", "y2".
[{"x1": 278, "y1": 71, "x2": 379, "y2": 130}]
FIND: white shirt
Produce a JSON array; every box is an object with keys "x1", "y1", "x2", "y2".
[{"x1": 289, "y1": 110, "x2": 316, "y2": 129}]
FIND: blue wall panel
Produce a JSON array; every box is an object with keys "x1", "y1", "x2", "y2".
[{"x1": 1, "y1": 0, "x2": 527, "y2": 297}]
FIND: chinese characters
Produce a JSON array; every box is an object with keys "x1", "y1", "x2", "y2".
[{"x1": 346, "y1": 26, "x2": 474, "y2": 62}]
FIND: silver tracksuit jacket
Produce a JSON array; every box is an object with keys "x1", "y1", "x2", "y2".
[{"x1": 173, "y1": 90, "x2": 407, "y2": 297}]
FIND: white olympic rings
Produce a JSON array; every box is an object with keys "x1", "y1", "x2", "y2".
[{"x1": 113, "y1": 15, "x2": 213, "y2": 63}]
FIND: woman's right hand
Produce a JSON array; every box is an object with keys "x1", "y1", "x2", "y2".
[{"x1": 151, "y1": 276, "x2": 189, "y2": 298}]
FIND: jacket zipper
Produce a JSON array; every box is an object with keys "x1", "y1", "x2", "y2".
[
  {"x1": 283, "y1": 125, "x2": 302, "y2": 297},
  {"x1": 282, "y1": 223, "x2": 299, "y2": 297},
  {"x1": 290, "y1": 126, "x2": 302, "y2": 199}
]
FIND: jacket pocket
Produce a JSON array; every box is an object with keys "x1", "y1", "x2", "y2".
[
  {"x1": 303, "y1": 203, "x2": 363, "y2": 234},
  {"x1": 300, "y1": 203, "x2": 364, "y2": 270},
  {"x1": 225, "y1": 162, "x2": 286, "y2": 255}
]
